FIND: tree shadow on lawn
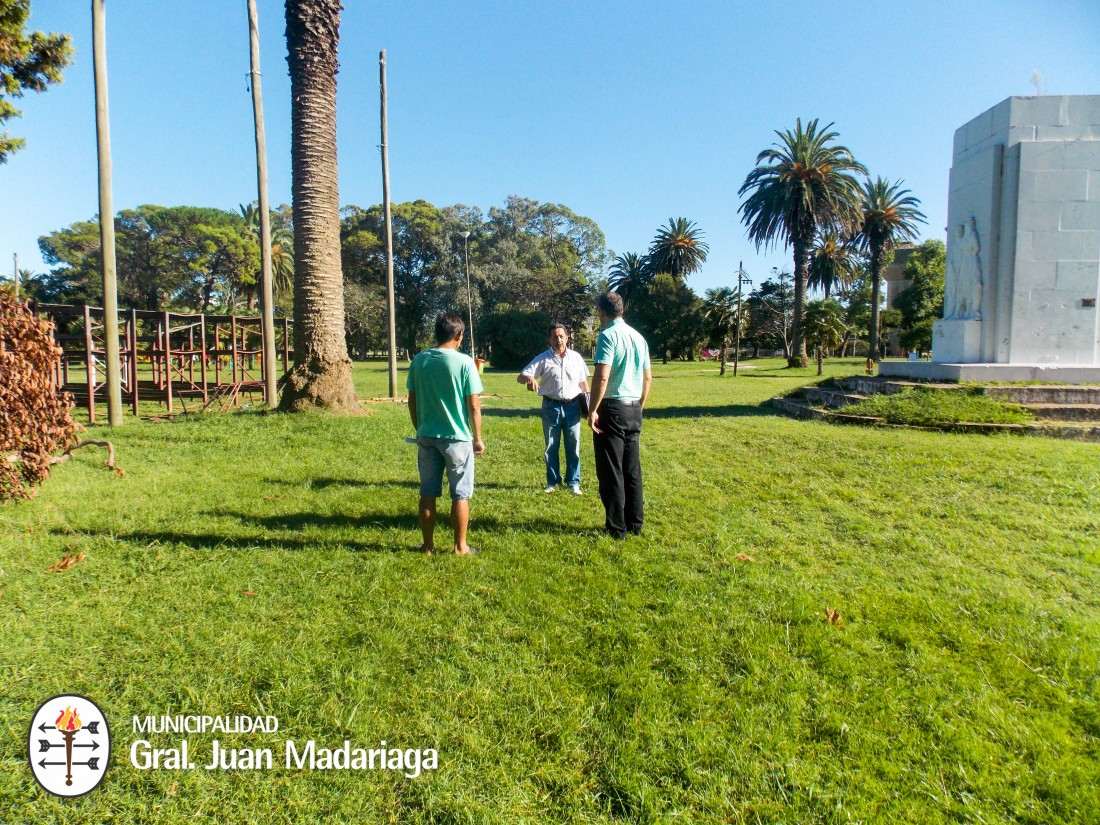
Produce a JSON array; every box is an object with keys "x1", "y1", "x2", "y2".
[
  {"x1": 213, "y1": 509, "x2": 600, "y2": 540},
  {"x1": 484, "y1": 400, "x2": 784, "y2": 420},
  {"x1": 49, "y1": 526, "x2": 403, "y2": 555},
  {"x1": 644, "y1": 403, "x2": 785, "y2": 419},
  {"x1": 263, "y1": 477, "x2": 519, "y2": 491},
  {"x1": 479, "y1": 407, "x2": 539, "y2": 419},
  {"x1": 54, "y1": 510, "x2": 605, "y2": 555}
]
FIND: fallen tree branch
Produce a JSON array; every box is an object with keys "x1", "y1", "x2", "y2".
[{"x1": 48, "y1": 439, "x2": 125, "y2": 477}]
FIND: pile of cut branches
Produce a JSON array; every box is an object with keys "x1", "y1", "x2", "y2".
[{"x1": 0, "y1": 294, "x2": 120, "y2": 501}]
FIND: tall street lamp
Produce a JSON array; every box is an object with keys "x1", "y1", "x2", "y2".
[
  {"x1": 459, "y1": 231, "x2": 476, "y2": 358},
  {"x1": 734, "y1": 261, "x2": 751, "y2": 376}
]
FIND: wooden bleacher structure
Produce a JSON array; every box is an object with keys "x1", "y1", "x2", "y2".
[{"x1": 38, "y1": 304, "x2": 293, "y2": 422}]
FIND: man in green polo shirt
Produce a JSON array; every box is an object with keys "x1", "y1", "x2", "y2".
[
  {"x1": 407, "y1": 313, "x2": 485, "y2": 556},
  {"x1": 587, "y1": 292, "x2": 652, "y2": 539}
]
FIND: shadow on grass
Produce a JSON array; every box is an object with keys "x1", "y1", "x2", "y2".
[
  {"x1": 480, "y1": 407, "x2": 539, "y2": 419},
  {"x1": 49, "y1": 527, "x2": 403, "y2": 554},
  {"x1": 485, "y1": 400, "x2": 786, "y2": 420},
  {"x1": 263, "y1": 477, "x2": 520, "y2": 491},
  {"x1": 214, "y1": 509, "x2": 601, "y2": 538},
  {"x1": 53, "y1": 506, "x2": 609, "y2": 554},
  {"x1": 643, "y1": 403, "x2": 784, "y2": 419}
]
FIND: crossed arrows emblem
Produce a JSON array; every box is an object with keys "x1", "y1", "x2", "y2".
[{"x1": 38, "y1": 720, "x2": 103, "y2": 786}]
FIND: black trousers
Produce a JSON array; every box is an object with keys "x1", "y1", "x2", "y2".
[{"x1": 592, "y1": 399, "x2": 643, "y2": 538}]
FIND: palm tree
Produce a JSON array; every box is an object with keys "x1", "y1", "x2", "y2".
[
  {"x1": 738, "y1": 119, "x2": 866, "y2": 367},
  {"x1": 241, "y1": 203, "x2": 295, "y2": 303},
  {"x1": 608, "y1": 252, "x2": 650, "y2": 308},
  {"x1": 703, "y1": 286, "x2": 738, "y2": 376},
  {"x1": 280, "y1": 0, "x2": 358, "y2": 410},
  {"x1": 268, "y1": 227, "x2": 295, "y2": 300},
  {"x1": 646, "y1": 218, "x2": 708, "y2": 280},
  {"x1": 808, "y1": 232, "x2": 858, "y2": 300},
  {"x1": 855, "y1": 177, "x2": 926, "y2": 362}
]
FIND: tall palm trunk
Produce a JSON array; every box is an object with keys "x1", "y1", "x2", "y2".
[
  {"x1": 868, "y1": 243, "x2": 885, "y2": 362},
  {"x1": 790, "y1": 237, "x2": 810, "y2": 368},
  {"x1": 280, "y1": 0, "x2": 358, "y2": 411}
]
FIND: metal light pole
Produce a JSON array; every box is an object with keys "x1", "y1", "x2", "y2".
[
  {"x1": 459, "y1": 231, "x2": 475, "y2": 358},
  {"x1": 12, "y1": 254, "x2": 17, "y2": 300},
  {"x1": 734, "y1": 261, "x2": 751, "y2": 377}
]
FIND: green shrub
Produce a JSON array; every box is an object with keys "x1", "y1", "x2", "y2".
[{"x1": 480, "y1": 309, "x2": 551, "y2": 370}]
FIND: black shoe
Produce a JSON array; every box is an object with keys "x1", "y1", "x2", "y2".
[
  {"x1": 604, "y1": 528, "x2": 626, "y2": 540},
  {"x1": 628, "y1": 527, "x2": 643, "y2": 537}
]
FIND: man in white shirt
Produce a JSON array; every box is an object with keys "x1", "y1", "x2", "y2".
[{"x1": 517, "y1": 323, "x2": 591, "y2": 494}]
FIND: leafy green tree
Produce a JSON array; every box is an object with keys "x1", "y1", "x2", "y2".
[
  {"x1": 631, "y1": 273, "x2": 704, "y2": 363},
  {"x1": 808, "y1": 232, "x2": 858, "y2": 299},
  {"x1": 894, "y1": 239, "x2": 945, "y2": 351},
  {"x1": 529, "y1": 202, "x2": 609, "y2": 283},
  {"x1": 38, "y1": 206, "x2": 258, "y2": 312},
  {"x1": 855, "y1": 177, "x2": 926, "y2": 361},
  {"x1": 841, "y1": 275, "x2": 872, "y2": 357},
  {"x1": 479, "y1": 309, "x2": 551, "y2": 370},
  {"x1": 703, "y1": 286, "x2": 739, "y2": 376},
  {"x1": 343, "y1": 280, "x2": 386, "y2": 359},
  {"x1": 0, "y1": 0, "x2": 72, "y2": 163},
  {"x1": 738, "y1": 119, "x2": 866, "y2": 367},
  {"x1": 281, "y1": 0, "x2": 358, "y2": 411},
  {"x1": 803, "y1": 298, "x2": 847, "y2": 375},
  {"x1": 341, "y1": 200, "x2": 450, "y2": 355},
  {"x1": 475, "y1": 196, "x2": 603, "y2": 338},
  {"x1": 744, "y1": 272, "x2": 793, "y2": 358},
  {"x1": 646, "y1": 217, "x2": 708, "y2": 280},
  {"x1": 900, "y1": 318, "x2": 935, "y2": 355},
  {"x1": 37, "y1": 218, "x2": 103, "y2": 304}
]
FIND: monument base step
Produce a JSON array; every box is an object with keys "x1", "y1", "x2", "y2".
[
  {"x1": 1019, "y1": 403, "x2": 1100, "y2": 422},
  {"x1": 879, "y1": 361, "x2": 1100, "y2": 384}
]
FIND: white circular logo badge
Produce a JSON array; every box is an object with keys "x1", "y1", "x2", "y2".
[{"x1": 27, "y1": 695, "x2": 111, "y2": 797}]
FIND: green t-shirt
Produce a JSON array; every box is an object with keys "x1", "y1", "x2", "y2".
[
  {"x1": 406, "y1": 347, "x2": 484, "y2": 440},
  {"x1": 593, "y1": 318, "x2": 650, "y2": 400}
]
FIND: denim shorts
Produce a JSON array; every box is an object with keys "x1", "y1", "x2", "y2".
[{"x1": 417, "y1": 437, "x2": 475, "y2": 500}]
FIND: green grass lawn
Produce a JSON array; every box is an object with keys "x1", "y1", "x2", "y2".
[{"x1": 2, "y1": 358, "x2": 1098, "y2": 824}]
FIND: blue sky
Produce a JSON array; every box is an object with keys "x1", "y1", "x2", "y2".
[{"x1": 3, "y1": 0, "x2": 1098, "y2": 295}]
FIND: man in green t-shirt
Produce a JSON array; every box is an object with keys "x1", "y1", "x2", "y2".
[{"x1": 406, "y1": 313, "x2": 485, "y2": 556}]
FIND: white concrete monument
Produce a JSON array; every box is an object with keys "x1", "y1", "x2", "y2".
[{"x1": 882, "y1": 95, "x2": 1100, "y2": 382}]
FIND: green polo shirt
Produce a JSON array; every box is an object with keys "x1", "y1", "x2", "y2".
[
  {"x1": 593, "y1": 317, "x2": 650, "y2": 400},
  {"x1": 406, "y1": 347, "x2": 483, "y2": 440}
]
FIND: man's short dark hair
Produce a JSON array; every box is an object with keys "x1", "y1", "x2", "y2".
[
  {"x1": 597, "y1": 292, "x2": 624, "y2": 318},
  {"x1": 435, "y1": 312, "x2": 465, "y2": 345},
  {"x1": 548, "y1": 323, "x2": 568, "y2": 337}
]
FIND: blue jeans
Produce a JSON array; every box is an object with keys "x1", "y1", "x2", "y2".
[{"x1": 542, "y1": 397, "x2": 582, "y2": 487}]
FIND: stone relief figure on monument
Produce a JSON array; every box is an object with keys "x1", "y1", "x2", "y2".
[{"x1": 944, "y1": 216, "x2": 983, "y2": 320}]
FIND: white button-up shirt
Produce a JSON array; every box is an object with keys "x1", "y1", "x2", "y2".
[{"x1": 520, "y1": 348, "x2": 590, "y2": 401}]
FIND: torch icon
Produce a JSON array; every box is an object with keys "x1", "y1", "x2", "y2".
[{"x1": 36, "y1": 705, "x2": 101, "y2": 786}]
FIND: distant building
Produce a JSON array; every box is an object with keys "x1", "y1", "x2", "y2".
[{"x1": 883, "y1": 244, "x2": 917, "y2": 309}]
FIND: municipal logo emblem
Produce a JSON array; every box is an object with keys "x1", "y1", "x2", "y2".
[{"x1": 27, "y1": 695, "x2": 110, "y2": 797}]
